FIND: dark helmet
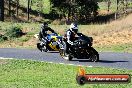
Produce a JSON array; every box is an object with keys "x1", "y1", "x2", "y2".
[{"x1": 42, "y1": 22, "x2": 48, "y2": 28}]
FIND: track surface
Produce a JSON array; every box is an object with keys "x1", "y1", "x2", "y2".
[{"x1": 0, "y1": 48, "x2": 132, "y2": 70}]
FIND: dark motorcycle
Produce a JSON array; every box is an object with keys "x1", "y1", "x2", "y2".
[{"x1": 59, "y1": 33, "x2": 99, "y2": 62}]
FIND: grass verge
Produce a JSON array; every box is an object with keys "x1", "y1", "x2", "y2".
[
  {"x1": 0, "y1": 13, "x2": 132, "y2": 53},
  {"x1": 95, "y1": 43, "x2": 132, "y2": 53},
  {"x1": 0, "y1": 59, "x2": 132, "y2": 88}
]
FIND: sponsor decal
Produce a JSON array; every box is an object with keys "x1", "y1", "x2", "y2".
[{"x1": 76, "y1": 67, "x2": 131, "y2": 85}]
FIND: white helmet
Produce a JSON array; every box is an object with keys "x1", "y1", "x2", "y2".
[{"x1": 70, "y1": 23, "x2": 78, "y2": 33}]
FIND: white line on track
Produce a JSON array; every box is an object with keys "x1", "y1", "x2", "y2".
[
  {"x1": 0, "y1": 57, "x2": 13, "y2": 59},
  {"x1": 0, "y1": 57, "x2": 93, "y2": 67},
  {"x1": 47, "y1": 61, "x2": 93, "y2": 67}
]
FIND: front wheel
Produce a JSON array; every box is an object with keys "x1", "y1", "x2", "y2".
[
  {"x1": 89, "y1": 47, "x2": 99, "y2": 62},
  {"x1": 90, "y1": 53, "x2": 99, "y2": 62},
  {"x1": 37, "y1": 42, "x2": 48, "y2": 52},
  {"x1": 42, "y1": 45, "x2": 48, "y2": 52},
  {"x1": 37, "y1": 43, "x2": 42, "y2": 52}
]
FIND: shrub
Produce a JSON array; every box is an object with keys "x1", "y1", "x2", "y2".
[
  {"x1": 19, "y1": 36, "x2": 30, "y2": 42},
  {"x1": 0, "y1": 34, "x2": 8, "y2": 42},
  {"x1": 5, "y1": 26, "x2": 24, "y2": 39}
]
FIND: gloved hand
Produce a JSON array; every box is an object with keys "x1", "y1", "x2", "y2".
[
  {"x1": 69, "y1": 41, "x2": 74, "y2": 46},
  {"x1": 54, "y1": 32, "x2": 58, "y2": 36}
]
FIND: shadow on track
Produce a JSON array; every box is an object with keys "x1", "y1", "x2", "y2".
[
  {"x1": 47, "y1": 51, "x2": 59, "y2": 53},
  {"x1": 71, "y1": 59, "x2": 128, "y2": 63},
  {"x1": 99, "y1": 60, "x2": 128, "y2": 63},
  {"x1": 37, "y1": 50, "x2": 59, "y2": 53}
]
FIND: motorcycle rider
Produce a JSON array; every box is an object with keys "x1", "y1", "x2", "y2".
[
  {"x1": 38, "y1": 22, "x2": 56, "y2": 52},
  {"x1": 39, "y1": 22, "x2": 56, "y2": 41},
  {"x1": 64, "y1": 22, "x2": 78, "y2": 54}
]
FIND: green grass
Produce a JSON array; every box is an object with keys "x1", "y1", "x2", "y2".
[
  {"x1": 95, "y1": 43, "x2": 132, "y2": 53},
  {"x1": 18, "y1": 36, "x2": 30, "y2": 42},
  {"x1": 19, "y1": 0, "x2": 51, "y2": 14},
  {"x1": 0, "y1": 22, "x2": 40, "y2": 36},
  {"x1": 0, "y1": 22, "x2": 132, "y2": 53},
  {"x1": 98, "y1": 0, "x2": 117, "y2": 12},
  {"x1": 98, "y1": 0, "x2": 132, "y2": 13},
  {"x1": 0, "y1": 59, "x2": 132, "y2": 88}
]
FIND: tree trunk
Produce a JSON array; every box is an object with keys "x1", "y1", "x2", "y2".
[
  {"x1": 8, "y1": 0, "x2": 11, "y2": 16},
  {"x1": 108, "y1": 1, "x2": 111, "y2": 12},
  {"x1": 0, "y1": 0, "x2": 4, "y2": 21},
  {"x1": 117, "y1": 0, "x2": 119, "y2": 11},
  {"x1": 68, "y1": 5, "x2": 71, "y2": 23},
  {"x1": 27, "y1": 0, "x2": 30, "y2": 21},
  {"x1": 16, "y1": 0, "x2": 19, "y2": 16}
]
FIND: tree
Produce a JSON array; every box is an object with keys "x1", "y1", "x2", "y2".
[
  {"x1": 36, "y1": 0, "x2": 43, "y2": 17},
  {"x1": 76, "y1": 0, "x2": 99, "y2": 21},
  {"x1": 50, "y1": 0, "x2": 73, "y2": 18},
  {"x1": 16, "y1": 0, "x2": 19, "y2": 16},
  {"x1": 50, "y1": 0, "x2": 99, "y2": 23},
  {"x1": 8, "y1": 0, "x2": 11, "y2": 16},
  {"x1": 0, "y1": 0, "x2": 4, "y2": 21},
  {"x1": 107, "y1": 0, "x2": 111, "y2": 12},
  {"x1": 27, "y1": 0, "x2": 30, "y2": 21}
]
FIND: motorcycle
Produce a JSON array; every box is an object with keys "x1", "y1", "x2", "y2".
[
  {"x1": 37, "y1": 33, "x2": 62, "y2": 52},
  {"x1": 59, "y1": 33, "x2": 99, "y2": 62}
]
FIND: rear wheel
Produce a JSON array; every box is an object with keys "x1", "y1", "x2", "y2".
[
  {"x1": 59, "y1": 41, "x2": 73, "y2": 61},
  {"x1": 63, "y1": 54, "x2": 72, "y2": 61},
  {"x1": 59, "y1": 49, "x2": 73, "y2": 61}
]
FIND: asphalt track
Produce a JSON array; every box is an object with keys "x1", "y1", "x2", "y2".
[{"x1": 0, "y1": 48, "x2": 132, "y2": 70}]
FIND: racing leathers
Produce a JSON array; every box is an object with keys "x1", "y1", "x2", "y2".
[
  {"x1": 66, "y1": 29, "x2": 76, "y2": 45},
  {"x1": 39, "y1": 26, "x2": 55, "y2": 41},
  {"x1": 65, "y1": 29, "x2": 77, "y2": 54},
  {"x1": 38, "y1": 25, "x2": 56, "y2": 51}
]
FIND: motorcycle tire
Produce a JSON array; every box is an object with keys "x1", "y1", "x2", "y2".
[
  {"x1": 37, "y1": 42, "x2": 48, "y2": 52},
  {"x1": 59, "y1": 49, "x2": 73, "y2": 61},
  {"x1": 59, "y1": 41, "x2": 73, "y2": 61},
  {"x1": 63, "y1": 54, "x2": 72, "y2": 61},
  {"x1": 89, "y1": 47, "x2": 99, "y2": 62},
  {"x1": 42, "y1": 45, "x2": 48, "y2": 52},
  {"x1": 37, "y1": 43, "x2": 42, "y2": 52}
]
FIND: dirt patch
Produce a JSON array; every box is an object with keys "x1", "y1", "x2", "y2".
[
  {"x1": 94, "y1": 29, "x2": 132, "y2": 46},
  {"x1": 92, "y1": 13, "x2": 132, "y2": 46},
  {"x1": 98, "y1": 10, "x2": 113, "y2": 15},
  {"x1": 0, "y1": 59, "x2": 9, "y2": 65},
  {"x1": 22, "y1": 37, "x2": 38, "y2": 48},
  {"x1": 0, "y1": 14, "x2": 132, "y2": 49}
]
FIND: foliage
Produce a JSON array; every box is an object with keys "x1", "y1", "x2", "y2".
[
  {"x1": 18, "y1": 36, "x2": 30, "y2": 42},
  {"x1": 0, "y1": 34, "x2": 8, "y2": 42},
  {"x1": 32, "y1": 0, "x2": 43, "y2": 15},
  {"x1": 5, "y1": 26, "x2": 24, "y2": 39},
  {"x1": 50, "y1": 0, "x2": 99, "y2": 23},
  {"x1": 19, "y1": 0, "x2": 51, "y2": 14}
]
